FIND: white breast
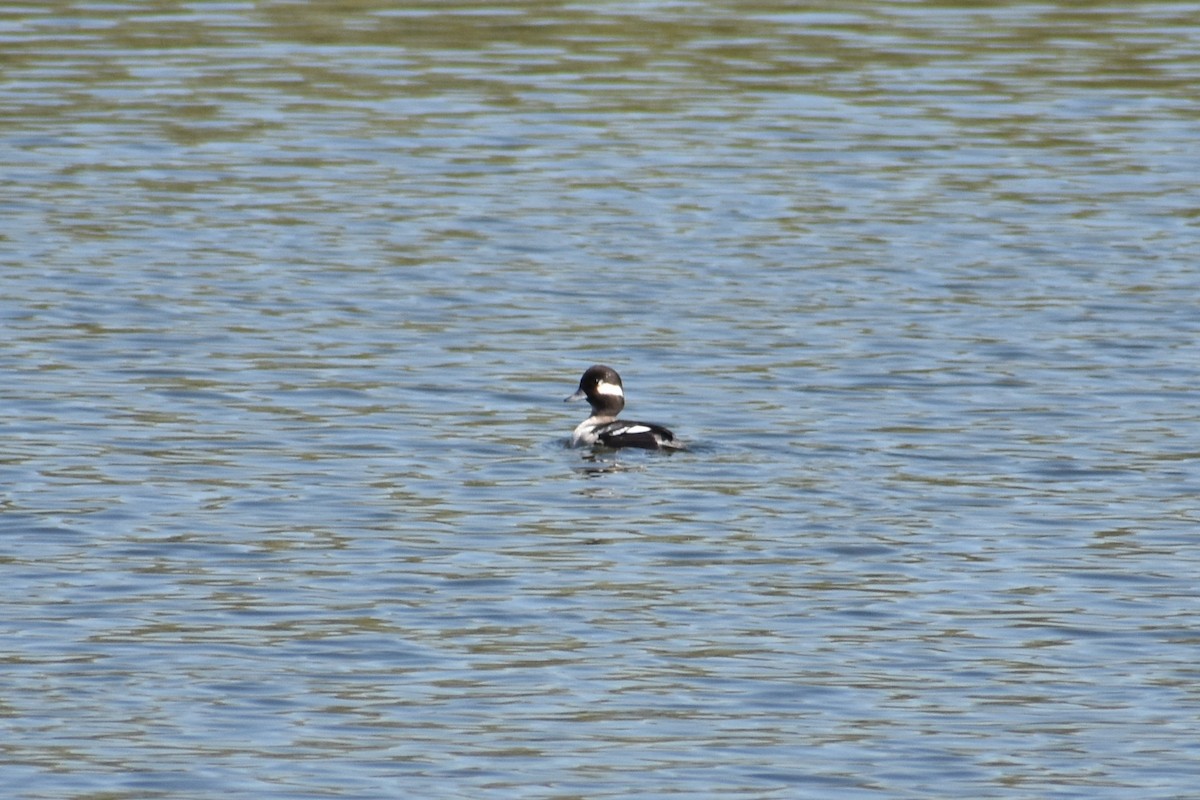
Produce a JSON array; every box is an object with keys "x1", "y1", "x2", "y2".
[{"x1": 571, "y1": 417, "x2": 602, "y2": 446}]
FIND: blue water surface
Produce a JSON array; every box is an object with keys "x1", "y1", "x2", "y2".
[{"x1": 3, "y1": 2, "x2": 1200, "y2": 798}]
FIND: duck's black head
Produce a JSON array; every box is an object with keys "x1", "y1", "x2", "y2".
[{"x1": 564, "y1": 364, "x2": 625, "y2": 417}]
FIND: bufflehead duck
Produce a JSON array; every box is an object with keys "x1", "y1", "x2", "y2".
[{"x1": 565, "y1": 364, "x2": 683, "y2": 451}]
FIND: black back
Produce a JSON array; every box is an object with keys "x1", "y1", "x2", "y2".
[{"x1": 595, "y1": 420, "x2": 678, "y2": 450}]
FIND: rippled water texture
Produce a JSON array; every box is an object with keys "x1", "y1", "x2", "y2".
[{"x1": 3, "y1": 2, "x2": 1200, "y2": 798}]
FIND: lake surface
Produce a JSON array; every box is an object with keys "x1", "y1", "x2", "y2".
[{"x1": 3, "y1": 1, "x2": 1200, "y2": 798}]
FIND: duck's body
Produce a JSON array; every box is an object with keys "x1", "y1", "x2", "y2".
[{"x1": 565, "y1": 365, "x2": 682, "y2": 451}]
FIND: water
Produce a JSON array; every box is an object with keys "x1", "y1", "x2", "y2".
[{"x1": 3, "y1": 2, "x2": 1200, "y2": 798}]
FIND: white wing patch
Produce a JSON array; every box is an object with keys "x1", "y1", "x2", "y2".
[
  {"x1": 595, "y1": 380, "x2": 624, "y2": 398},
  {"x1": 620, "y1": 425, "x2": 650, "y2": 435}
]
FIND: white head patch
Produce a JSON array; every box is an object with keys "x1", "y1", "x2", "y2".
[{"x1": 595, "y1": 380, "x2": 624, "y2": 398}]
